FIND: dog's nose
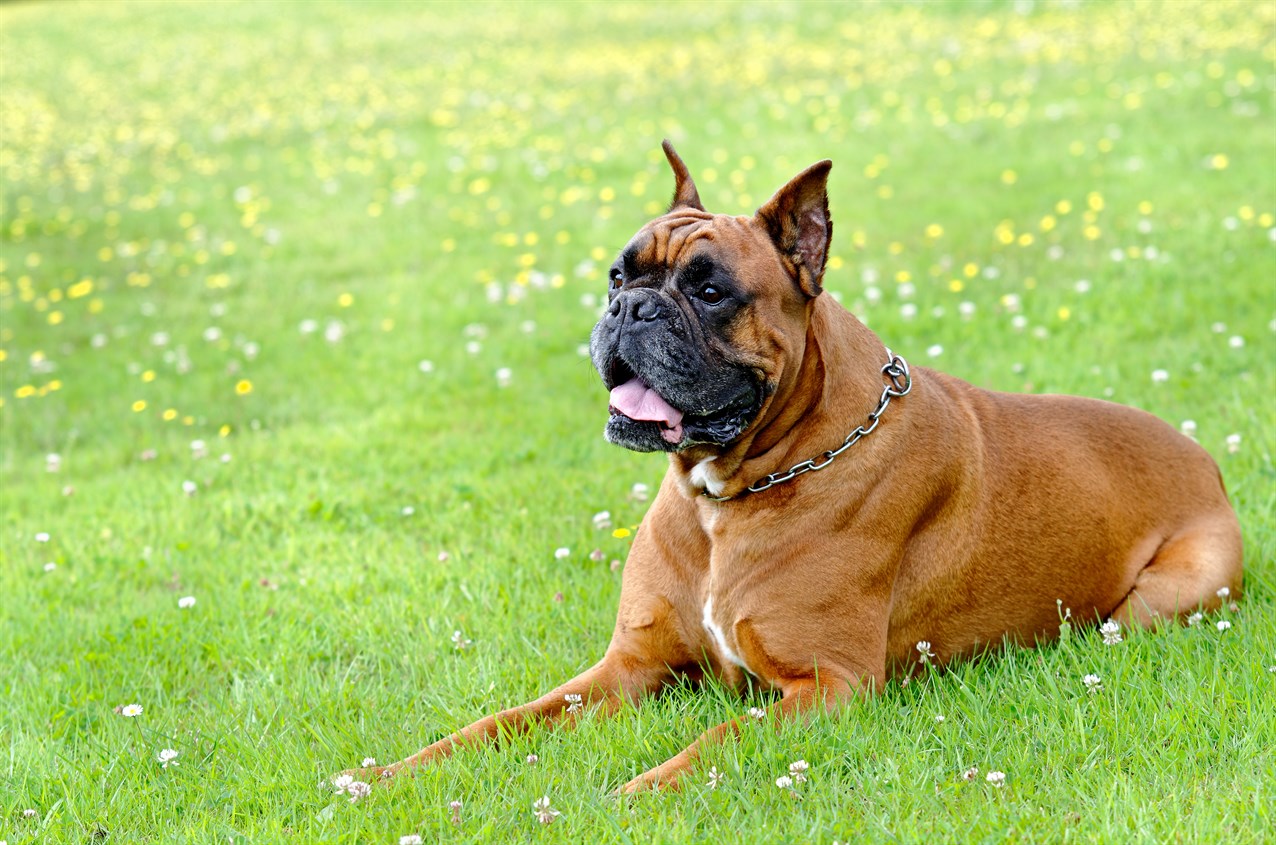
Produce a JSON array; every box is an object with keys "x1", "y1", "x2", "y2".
[
  {"x1": 607, "y1": 291, "x2": 665, "y2": 323},
  {"x1": 632, "y1": 296, "x2": 662, "y2": 322}
]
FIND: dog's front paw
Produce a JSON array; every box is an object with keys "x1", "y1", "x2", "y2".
[{"x1": 617, "y1": 762, "x2": 686, "y2": 795}]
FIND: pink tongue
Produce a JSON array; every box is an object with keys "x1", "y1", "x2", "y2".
[{"x1": 609, "y1": 378, "x2": 684, "y2": 443}]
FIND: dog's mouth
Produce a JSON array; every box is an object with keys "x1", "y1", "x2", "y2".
[
  {"x1": 604, "y1": 358, "x2": 762, "y2": 450},
  {"x1": 609, "y1": 375, "x2": 686, "y2": 444}
]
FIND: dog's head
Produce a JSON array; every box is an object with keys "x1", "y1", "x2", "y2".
[{"x1": 590, "y1": 141, "x2": 833, "y2": 453}]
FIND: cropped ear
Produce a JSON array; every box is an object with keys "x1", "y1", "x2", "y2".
[
  {"x1": 661, "y1": 139, "x2": 705, "y2": 212},
  {"x1": 755, "y1": 160, "x2": 833, "y2": 298}
]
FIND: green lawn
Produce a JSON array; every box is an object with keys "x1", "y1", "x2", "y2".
[{"x1": 2, "y1": 1, "x2": 1273, "y2": 842}]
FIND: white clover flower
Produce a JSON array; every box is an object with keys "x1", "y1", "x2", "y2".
[
  {"x1": 1226, "y1": 433, "x2": 1241, "y2": 453},
  {"x1": 747, "y1": 707, "x2": 767, "y2": 721},
  {"x1": 361, "y1": 757, "x2": 376, "y2": 768},
  {"x1": 46, "y1": 453, "x2": 61, "y2": 472},
  {"x1": 120, "y1": 703, "x2": 143, "y2": 717},
  {"x1": 986, "y1": 770, "x2": 1006, "y2": 787},
  {"x1": 1187, "y1": 612, "x2": 1204, "y2": 626},
  {"x1": 526, "y1": 753, "x2": 539, "y2": 765},
  {"x1": 401, "y1": 506, "x2": 414, "y2": 516},
  {"x1": 182, "y1": 480, "x2": 197, "y2": 496},
  {"x1": 592, "y1": 511, "x2": 612, "y2": 530},
  {"x1": 35, "y1": 532, "x2": 50, "y2": 543},
  {"x1": 345, "y1": 780, "x2": 372, "y2": 802},
  {"x1": 564, "y1": 693, "x2": 583, "y2": 714},
  {"x1": 927, "y1": 344, "x2": 943, "y2": 358},
  {"x1": 1083, "y1": 673, "x2": 1103, "y2": 693},
  {"x1": 707, "y1": 765, "x2": 725, "y2": 790},
  {"x1": 962, "y1": 766, "x2": 980, "y2": 781},
  {"x1": 1216, "y1": 620, "x2": 1232, "y2": 632},
  {"x1": 788, "y1": 760, "x2": 809, "y2": 784},
  {"x1": 916, "y1": 640, "x2": 935, "y2": 663},
  {"x1": 190, "y1": 439, "x2": 208, "y2": 459},
  {"x1": 448, "y1": 799, "x2": 463, "y2": 824},
  {"x1": 554, "y1": 547, "x2": 570, "y2": 559},
  {"x1": 1180, "y1": 420, "x2": 1197, "y2": 437},
  {"x1": 158, "y1": 748, "x2": 179, "y2": 768},
  {"x1": 935, "y1": 714, "x2": 946, "y2": 723},
  {"x1": 400, "y1": 836, "x2": 424, "y2": 845},
  {"x1": 23, "y1": 808, "x2": 38, "y2": 818},
  {"x1": 1100, "y1": 619, "x2": 1123, "y2": 645},
  {"x1": 451, "y1": 630, "x2": 472, "y2": 651},
  {"x1": 495, "y1": 367, "x2": 512, "y2": 387},
  {"x1": 178, "y1": 596, "x2": 196, "y2": 609},
  {"x1": 43, "y1": 562, "x2": 56, "y2": 573},
  {"x1": 417, "y1": 359, "x2": 434, "y2": 374},
  {"x1": 1151, "y1": 369, "x2": 1169, "y2": 383},
  {"x1": 532, "y1": 796, "x2": 560, "y2": 825},
  {"x1": 630, "y1": 482, "x2": 649, "y2": 502},
  {"x1": 1228, "y1": 335, "x2": 1245, "y2": 349},
  {"x1": 775, "y1": 775, "x2": 794, "y2": 790},
  {"x1": 1216, "y1": 586, "x2": 1230, "y2": 599}
]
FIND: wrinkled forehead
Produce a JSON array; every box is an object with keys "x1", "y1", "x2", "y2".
[{"x1": 618, "y1": 211, "x2": 761, "y2": 274}]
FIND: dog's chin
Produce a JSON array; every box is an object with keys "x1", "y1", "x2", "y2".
[
  {"x1": 605, "y1": 415, "x2": 681, "y2": 453},
  {"x1": 604, "y1": 401, "x2": 760, "y2": 454}
]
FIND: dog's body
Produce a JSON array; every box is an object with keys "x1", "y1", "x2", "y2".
[{"x1": 352, "y1": 143, "x2": 1242, "y2": 792}]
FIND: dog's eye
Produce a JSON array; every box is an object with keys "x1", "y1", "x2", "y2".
[
  {"x1": 609, "y1": 267, "x2": 623, "y2": 289},
  {"x1": 697, "y1": 285, "x2": 725, "y2": 305}
]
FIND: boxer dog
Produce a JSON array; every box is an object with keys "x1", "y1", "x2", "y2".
[{"x1": 349, "y1": 142, "x2": 1242, "y2": 793}]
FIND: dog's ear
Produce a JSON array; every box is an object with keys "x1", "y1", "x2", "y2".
[
  {"x1": 661, "y1": 140, "x2": 705, "y2": 212},
  {"x1": 755, "y1": 160, "x2": 833, "y2": 298}
]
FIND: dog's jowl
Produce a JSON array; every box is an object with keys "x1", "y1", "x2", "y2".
[{"x1": 350, "y1": 142, "x2": 1242, "y2": 793}]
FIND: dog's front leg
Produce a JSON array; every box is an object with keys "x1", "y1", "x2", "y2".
[
  {"x1": 617, "y1": 674, "x2": 869, "y2": 794},
  {"x1": 345, "y1": 652, "x2": 673, "y2": 781}
]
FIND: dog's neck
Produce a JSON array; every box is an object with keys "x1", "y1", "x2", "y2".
[{"x1": 672, "y1": 295, "x2": 893, "y2": 501}]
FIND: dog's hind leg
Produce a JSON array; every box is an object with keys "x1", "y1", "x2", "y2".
[{"x1": 1110, "y1": 510, "x2": 1243, "y2": 627}]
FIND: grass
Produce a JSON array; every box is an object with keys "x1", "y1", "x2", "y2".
[{"x1": 1, "y1": 0, "x2": 1273, "y2": 842}]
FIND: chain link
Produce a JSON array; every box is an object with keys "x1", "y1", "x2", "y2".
[{"x1": 703, "y1": 348, "x2": 911, "y2": 501}]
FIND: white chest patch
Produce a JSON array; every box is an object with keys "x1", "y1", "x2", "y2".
[
  {"x1": 702, "y1": 596, "x2": 749, "y2": 672},
  {"x1": 689, "y1": 457, "x2": 725, "y2": 497}
]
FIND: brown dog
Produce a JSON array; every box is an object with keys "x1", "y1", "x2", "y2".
[{"x1": 351, "y1": 142, "x2": 1243, "y2": 793}]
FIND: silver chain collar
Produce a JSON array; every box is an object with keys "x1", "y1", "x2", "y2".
[{"x1": 703, "y1": 348, "x2": 912, "y2": 502}]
